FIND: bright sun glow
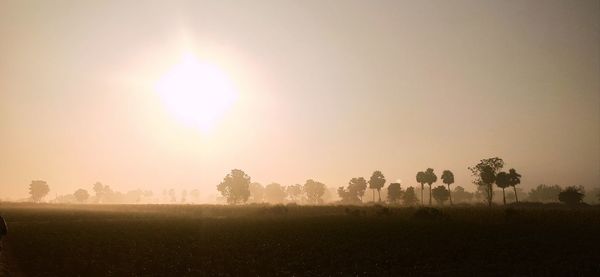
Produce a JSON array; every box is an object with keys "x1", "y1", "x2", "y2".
[{"x1": 155, "y1": 52, "x2": 237, "y2": 132}]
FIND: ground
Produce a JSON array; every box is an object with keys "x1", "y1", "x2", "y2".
[{"x1": 0, "y1": 203, "x2": 599, "y2": 276}]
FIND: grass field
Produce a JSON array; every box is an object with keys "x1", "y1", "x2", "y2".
[{"x1": 1, "y1": 203, "x2": 599, "y2": 276}]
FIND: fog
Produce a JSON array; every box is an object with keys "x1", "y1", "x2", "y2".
[{"x1": 1, "y1": 0, "x2": 598, "y2": 200}]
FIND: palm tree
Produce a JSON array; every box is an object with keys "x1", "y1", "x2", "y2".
[
  {"x1": 416, "y1": 171, "x2": 426, "y2": 205},
  {"x1": 424, "y1": 168, "x2": 437, "y2": 206},
  {"x1": 496, "y1": 171, "x2": 510, "y2": 205},
  {"x1": 507, "y1": 168, "x2": 522, "y2": 203},
  {"x1": 368, "y1": 171, "x2": 386, "y2": 202},
  {"x1": 441, "y1": 170, "x2": 455, "y2": 205}
]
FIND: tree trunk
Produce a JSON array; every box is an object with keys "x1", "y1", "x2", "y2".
[
  {"x1": 420, "y1": 184, "x2": 424, "y2": 205},
  {"x1": 502, "y1": 188, "x2": 506, "y2": 205},
  {"x1": 429, "y1": 185, "x2": 432, "y2": 206},
  {"x1": 487, "y1": 184, "x2": 493, "y2": 207},
  {"x1": 448, "y1": 184, "x2": 453, "y2": 205},
  {"x1": 377, "y1": 189, "x2": 381, "y2": 202},
  {"x1": 513, "y1": 186, "x2": 519, "y2": 203},
  {"x1": 372, "y1": 189, "x2": 375, "y2": 202}
]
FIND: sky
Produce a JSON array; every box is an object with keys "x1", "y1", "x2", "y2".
[{"x1": 1, "y1": 0, "x2": 598, "y2": 200}]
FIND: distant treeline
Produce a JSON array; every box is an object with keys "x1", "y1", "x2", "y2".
[{"x1": 11, "y1": 157, "x2": 600, "y2": 206}]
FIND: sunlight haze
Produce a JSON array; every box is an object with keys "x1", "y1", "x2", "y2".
[{"x1": 0, "y1": 0, "x2": 598, "y2": 200}]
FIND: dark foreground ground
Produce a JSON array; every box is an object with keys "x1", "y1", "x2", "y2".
[{"x1": 1, "y1": 203, "x2": 599, "y2": 276}]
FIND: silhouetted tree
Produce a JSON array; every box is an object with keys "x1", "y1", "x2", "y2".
[
  {"x1": 348, "y1": 177, "x2": 368, "y2": 202},
  {"x1": 93, "y1": 182, "x2": 105, "y2": 203},
  {"x1": 304, "y1": 179, "x2": 326, "y2": 204},
  {"x1": 558, "y1": 186, "x2": 584, "y2": 206},
  {"x1": 248, "y1": 182, "x2": 264, "y2": 203},
  {"x1": 496, "y1": 172, "x2": 510, "y2": 205},
  {"x1": 338, "y1": 186, "x2": 359, "y2": 204},
  {"x1": 416, "y1": 171, "x2": 426, "y2": 205},
  {"x1": 368, "y1": 171, "x2": 386, "y2": 202},
  {"x1": 441, "y1": 170, "x2": 455, "y2": 205},
  {"x1": 469, "y1": 157, "x2": 504, "y2": 207},
  {"x1": 29, "y1": 180, "x2": 50, "y2": 203},
  {"x1": 424, "y1": 168, "x2": 437, "y2": 206},
  {"x1": 402, "y1": 187, "x2": 419, "y2": 206},
  {"x1": 387, "y1": 183, "x2": 402, "y2": 204},
  {"x1": 264, "y1": 183, "x2": 287, "y2": 203},
  {"x1": 528, "y1": 184, "x2": 562, "y2": 203},
  {"x1": 507, "y1": 168, "x2": 522, "y2": 203},
  {"x1": 432, "y1": 185, "x2": 450, "y2": 205},
  {"x1": 452, "y1": 186, "x2": 474, "y2": 203},
  {"x1": 74, "y1": 189, "x2": 89, "y2": 203},
  {"x1": 217, "y1": 169, "x2": 251, "y2": 204},
  {"x1": 286, "y1": 184, "x2": 303, "y2": 203}
]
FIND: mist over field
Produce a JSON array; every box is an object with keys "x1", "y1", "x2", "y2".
[{"x1": 0, "y1": 0, "x2": 599, "y2": 276}]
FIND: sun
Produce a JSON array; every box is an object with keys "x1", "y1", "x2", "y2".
[{"x1": 154, "y1": 52, "x2": 237, "y2": 132}]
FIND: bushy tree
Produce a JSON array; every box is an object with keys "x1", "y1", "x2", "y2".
[
  {"x1": 528, "y1": 184, "x2": 562, "y2": 203},
  {"x1": 368, "y1": 171, "x2": 386, "y2": 202},
  {"x1": 441, "y1": 170, "x2": 454, "y2": 205},
  {"x1": 29, "y1": 180, "x2": 50, "y2": 203},
  {"x1": 452, "y1": 186, "x2": 474, "y2": 203},
  {"x1": 286, "y1": 184, "x2": 303, "y2": 203},
  {"x1": 495, "y1": 172, "x2": 510, "y2": 205},
  {"x1": 264, "y1": 183, "x2": 287, "y2": 203},
  {"x1": 387, "y1": 183, "x2": 402, "y2": 204},
  {"x1": 248, "y1": 182, "x2": 265, "y2": 203},
  {"x1": 432, "y1": 185, "x2": 450, "y2": 205},
  {"x1": 304, "y1": 179, "x2": 326, "y2": 204},
  {"x1": 217, "y1": 169, "x2": 251, "y2": 204},
  {"x1": 74, "y1": 189, "x2": 89, "y2": 203},
  {"x1": 402, "y1": 187, "x2": 419, "y2": 206},
  {"x1": 348, "y1": 177, "x2": 368, "y2": 202},
  {"x1": 469, "y1": 157, "x2": 504, "y2": 207},
  {"x1": 558, "y1": 186, "x2": 585, "y2": 206},
  {"x1": 424, "y1": 168, "x2": 437, "y2": 206}
]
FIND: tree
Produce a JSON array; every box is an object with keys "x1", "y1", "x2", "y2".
[
  {"x1": 286, "y1": 184, "x2": 303, "y2": 203},
  {"x1": 452, "y1": 186, "x2": 474, "y2": 203},
  {"x1": 217, "y1": 169, "x2": 251, "y2": 204},
  {"x1": 558, "y1": 186, "x2": 585, "y2": 206},
  {"x1": 495, "y1": 171, "x2": 510, "y2": 205},
  {"x1": 507, "y1": 168, "x2": 522, "y2": 203},
  {"x1": 93, "y1": 182, "x2": 105, "y2": 203},
  {"x1": 387, "y1": 183, "x2": 402, "y2": 204},
  {"x1": 304, "y1": 179, "x2": 326, "y2": 204},
  {"x1": 338, "y1": 186, "x2": 359, "y2": 204},
  {"x1": 424, "y1": 168, "x2": 437, "y2": 206},
  {"x1": 441, "y1": 170, "x2": 455, "y2": 205},
  {"x1": 432, "y1": 185, "x2": 450, "y2": 205},
  {"x1": 528, "y1": 184, "x2": 562, "y2": 203},
  {"x1": 74, "y1": 189, "x2": 89, "y2": 203},
  {"x1": 469, "y1": 157, "x2": 504, "y2": 207},
  {"x1": 29, "y1": 180, "x2": 50, "y2": 203},
  {"x1": 248, "y1": 182, "x2": 265, "y2": 203},
  {"x1": 402, "y1": 187, "x2": 419, "y2": 206},
  {"x1": 416, "y1": 171, "x2": 426, "y2": 205},
  {"x1": 368, "y1": 171, "x2": 386, "y2": 202},
  {"x1": 264, "y1": 183, "x2": 287, "y2": 203},
  {"x1": 348, "y1": 177, "x2": 368, "y2": 202}
]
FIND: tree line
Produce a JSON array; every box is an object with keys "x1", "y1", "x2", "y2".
[{"x1": 15, "y1": 156, "x2": 599, "y2": 206}]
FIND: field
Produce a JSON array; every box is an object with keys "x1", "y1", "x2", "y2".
[{"x1": 1, "y1": 203, "x2": 599, "y2": 276}]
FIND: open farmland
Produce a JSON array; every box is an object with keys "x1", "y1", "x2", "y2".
[{"x1": 1, "y1": 203, "x2": 599, "y2": 276}]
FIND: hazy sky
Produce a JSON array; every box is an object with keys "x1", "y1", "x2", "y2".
[{"x1": 1, "y1": 0, "x2": 598, "y2": 200}]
